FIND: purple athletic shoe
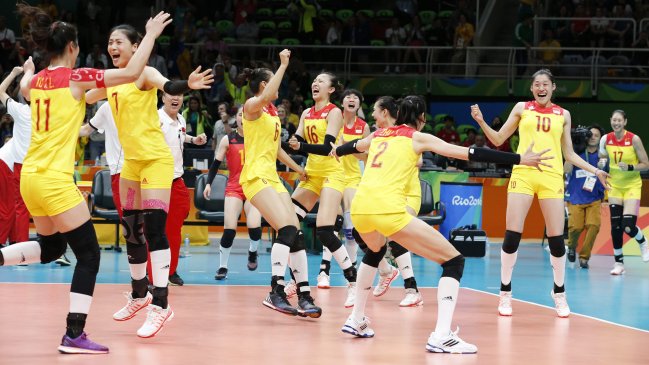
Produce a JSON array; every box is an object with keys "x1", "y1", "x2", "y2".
[{"x1": 57, "y1": 332, "x2": 109, "y2": 354}]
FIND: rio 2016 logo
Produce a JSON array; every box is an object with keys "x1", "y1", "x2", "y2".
[{"x1": 451, "y1": 195, "x2": 482, "y2": 206}]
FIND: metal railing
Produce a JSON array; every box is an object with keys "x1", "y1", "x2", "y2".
[{"x1": 533, "y1": 17, "x2": 638, "y2": 46}]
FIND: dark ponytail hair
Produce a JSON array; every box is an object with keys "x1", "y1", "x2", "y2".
[
  {"x1": 531, "y1": 68, "x2": 555, "y2": 83},
  {"x1": 611, "y1": 109, "x2": 627, "y2": 120},
  {"x1": 375, "y1": 96, "x2": 398, "y2": 119},
  {"x1": 243, "y1": 67, "x2": 272, "y2": 94},
  {"x1": 109, "y1": 24, "x2": 143, "y2": 45},
  {"x1": 319, "y1": 71, "x2": 344, "y2": 101},
  {"x1": 396, "y1": 95, "x2": 426, "y2": 128},
  {"x1": 340, "y1": 88, "x2": 363, "y2": 104},
  {"x1": 17, "y1": 1, "x2": 78, "y2": 57}
]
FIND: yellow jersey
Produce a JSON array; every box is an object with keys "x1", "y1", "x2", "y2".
[
  {"x1": 303, "y1": 103, "x2": 342, "y2": 177},
  {"x1": 22, "y1": 67, "x2": 85, "y2": 174},
  {"x1": 605, "y1": 131, "x2": 641, "y2": 188},
  {"x1": 513, "y1": 101, "x2": 564, "y2": 176},
  {"x1": 106, "y1": 83, "x2": 171, "y2": 161},
  {"x1": 351, "y1": 125, "x2": 419, "y2": 215},
  {"x1": 240, "y1": 103, "x2": 282, "y2": 185},
  {"x1": 340, "y1": 117, "x2": 367, "y2": 179}
]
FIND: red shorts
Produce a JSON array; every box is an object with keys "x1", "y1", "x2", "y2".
[{"x1": 225, "y1": 182, "x2": 246, "y2": 201}]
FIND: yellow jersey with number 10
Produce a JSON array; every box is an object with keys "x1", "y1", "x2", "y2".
[
  {"x1": 303, "y1": 103, "x2": 341, "y2": 177},
  {"x1": 340, "y1": 117, "x2": 367, "y2": 178},
  {"x1": 605, "y1": 131, "x2": 641, "y2": 188},
  {"x1": 513, "y1": 101, "x2": 564, "y2": 176},
  {"x1": 106, "y1": 82, "x2": 170, "y2": 161},
  {"x1": 351, "y1": 125, "x2": 419, "y2": 215},
  {"x1": 22, "y1": 67, "x2": 85, "y2": 175},
  {"x1": 240, "y1": 103, "x2": 282, "y2": 185}
]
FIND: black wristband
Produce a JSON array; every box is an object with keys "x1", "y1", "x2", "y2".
[
  {"x1": 299, "y1": 134, "x2": 337, "y2": 156},
  {"x1": 163, "y1": 80, "x2": 190, "y2": 95},
  {"x1": 206, "y1": 159, "x2": 222, "y2": 185},
  {"x1": 336, "y1": 139, "x2": 362, "y2": 156},
  {"x1": 628, "y1": 164, "x2": 634, "y2": 171},
  {"x1": 468, "y1": 147, "x2": 521, "y2": 165}
]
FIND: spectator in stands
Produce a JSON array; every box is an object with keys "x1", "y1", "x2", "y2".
[
  {"x1": 278, "y1": 104, "x2": 297, "y2": 143},
  {"x1": 631, "y1": 30, "x2": 649, "y2": 76},
  {"x1": 552, "y1": 4, "x2": 572, "y2": 46},
  {"x1": 0, "y1": 16, "x2": 16, "y2": 74},
  {"x1": 234, "y1": 0, "x2": 257, "y2": 26},
  {"x1": 235, "y1": 13, "x2": 259, "y2": 60},
  {"x1": 281, "y1": 98, "x2": 300, "y2": 127},
  {"x1": 590, "y1": 7, "x2": 609, "y2": 48},
  {"x1": 183, "y1": 95, "x2": 214, "y2": 145},
  {"x1": 462, "y1": 128, "x2": 477, "y2": 147},
  {"x1": 451, "y1": 13, "x2": 475, "y2": 75},
  {"x1": 326, "y1": 18, "x2": 343, "y2": 46},
  {"x1": 0, "y1": 113, "x2": 13, "y2": 148},
  {"x1": 538, "y1": 28, "x2": 561, "y2": 65},
  {"x1": 212, "y1": 102, "x2": 233, "y2": 151},
  {"x1": 38, "y1": 0, "x2": 59, "y2": 20},
  {"x1": 514, "y1": 14, "x2": 533, "y2": 76},
  {"x1": 395, "y1": 0, "x2": 418, "y2": 20},
  {"x1": 208, "y1": 62, "x2": 229, "y2": 104},
  {"x1": 385, "y1": 18, "x2": 406, "y2": 73},
  {"x1": 147, "y1": 42, "x2": 168, "y2": 77},
  {"x1": 224, "y1": 68, "x2": 251, "y2": 107},
  {"x1": 487, "y1": 116, "x2": 512, "y2": 152},
  {"x1": 466, "y1": 134, "x2": 494, "y2": 170},
  {"x1": 402, "y1": 15, "x2": 426, "y2": 73},
  {"x1": 436, "y1": 115, "x2": 460, "y2": 144},
  {"x1": 85, "y1": 44, "x2": 108, "y2": 69},
  {"x1": 607, "y1": 4, "x2": 631, "y2": 48},
  {"x1": 570, "y1": 4, "x2": 591, "y2": 48},
  {"x1": 297, "y1": 0, "x2": 318, "y2": 44}
]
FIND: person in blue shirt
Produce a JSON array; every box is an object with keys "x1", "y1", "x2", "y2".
[{"x1": 564, "y1": 125, "x2": 606, "y2": 269}]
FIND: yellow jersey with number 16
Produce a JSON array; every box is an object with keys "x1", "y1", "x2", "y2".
[
  {"x1": 513, "y1": 100, "x2": 564, "y2": 177},
  {"x1": 22, "y1": 67, "x2": 85, "y2": 175},
  {"x1": 106, "y1": 82, "x2": 171, "y2": 161},
  {"x1": 605, "y1": 131, "x2": 641, "y2": 188},
  {"x1": 240, "y1": 103, "x2": 282, "y2": 185},
  {"x1": 351, "y1": 125, "x2": 419, "y2": 215},
  {"x1": 303, "y1": 103, "x2": 341, "y2": 177}
]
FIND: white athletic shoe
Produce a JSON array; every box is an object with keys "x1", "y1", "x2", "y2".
[
  {"x1": 345, "y1": 282, "x2": 356, "y2": 308},
  {"x1": 341, "y1": 315, "x2": 374, "y2": 338},
  {"x1": 373, "y1": 266, "x2": 399, "y2": 297},
  {"x1": 284, "y1": 280, "x2": 297, "y2": 299},
  {"x1": 316, "y1": 272, "x2": 330, "y2": 289},
  {"x1": 551, "y1": 291, "x2": 570, "y2": 318},
  {"x1": 399, "y1": 288, "x2": 424, "y2": 307},
  {"x1": 113, "y1": 291, "x2": 153, "y2": 321},
  {"x1": 498, "y1": 291, "x2": 513, "y2": 316},
  {"x1": 136, "y1": 304, "x2": 174, "y2": 338},
  {"x1": 640, "y1": 243, "x2": 649, "y2": 262},
  {"x1": 610, "y1": 262, "x2": 625, "y2": 275},
  {"x1": 426, "y1": 328, "x2": 478, "y2": 354}
]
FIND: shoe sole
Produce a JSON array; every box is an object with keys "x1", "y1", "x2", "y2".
[
  {"x1": 297, "y1": 309, "x2": 322, "y2": 318},
  {"x1": 425, "y1": 344, "x2": 477, "y2": 354},
  {"x1": 57, "y1": 346, "x2": 109, "y2": 354},
  {"x1": 113, "y1": 296, "x2": 152, "y2": 321},
  {"x1": 247, "y1": 263, "x2": 258, "y2": 271},
  {"x1": 262, "y1": 299, "x2": 298, "y2": 316},
  {"x1": 317, "y1": 284, "x2": 330, "y2": 289},
  {"x1": 557, "y1": 313, "x2": 570, "y2": 318},
  {"x1": 373, "y1": 270, "x2": 399, "y2": 297},
  {"x1": 400, "y1": 300, "x2": 424, "y2": 307},
  {"x1": 341, "y1": 326, "x2": 374, "y2": 338},
  {"x1": 137, "y1": 310, "x2": 175, "y2": 338},
  {"x1": 610, "y1": 271, "x2": 625, "y2": 275}
]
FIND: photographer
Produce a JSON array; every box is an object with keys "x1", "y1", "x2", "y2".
[{"x1": 564, "y1": 125, "x2": 606, "y2": 269}]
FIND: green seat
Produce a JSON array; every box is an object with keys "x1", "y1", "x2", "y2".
[
  {"x1": 260, "y1": 37, "x2": 280, "y2": 45},
  {"x1": 215, "y1": 20, "x2": 234, "y2": 34},
  {"x1": 320, "y1": 9, "x2": 334, "y2": 18},
  {"x1": 278, "y1": 21, "x2": 292, "y2": 29},
  {"x1": 418, "y1": 10, "x2": 437, "y2": 23},
  {"x1": 370, "y1": 39, "x2": 385, "y2": 46},
  {"x1": 376, "y1": 9, "x2": 394, "y2": 19},
  {"x1": 438, "y1": 10, "x2": 453, "y2": 19},
  {"x1": 281, "y1": 38, "x2": 300, "y2": 45},
  {"x1": 222, "y1": 37, "x2": 236, "y2": 44},
  {"x1": 275, "y1": 8, "x2": 289, "y2": 18},
  {"x1": 433, "y1": 123, "x2": 445, "y2": 134},
  {"x1": 336, "y1": 9, "x2": 354, "y2": 22},
  {"x1": 258, "y1": 20, "x2": 276, "y2": 30},
  {"x1": 358, "y1": 9, "x2": 374, "y2": 18},
  {"x1": 304, "y1": 99, "x2": 314, "y2": 108},
  {"x1": 459, "y1": 133, "x2": 468, "y2": 142},
  {"x1": 157, "y1": 35, "x2": 171, "y2": 45},
  {"x1": 256, "y1": 8, "x2": 273, "y2": 18},
  {"x1": 457, "y1": 124, "x2": 476, "y2": 134},
  {"x1": 433, "y1": 113, "x2": 448, "y2": 123}
]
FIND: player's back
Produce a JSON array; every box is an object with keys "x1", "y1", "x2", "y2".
[{"x1": 240, "y1": 103, "x2": 281, "y2": 185}]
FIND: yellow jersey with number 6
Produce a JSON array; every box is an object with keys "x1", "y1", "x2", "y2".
[
  {"x1": 22, "y1": 67, "x2": 85, "y2": 174},
  {"x1": 240, "y1": 103, "x2": 282, "y2": 185},
  {"x1": 351, "y1": 125, "x2": 419, "y2": 215},
  {"x1": 513, "y1": 101, "x2": 564, "y2": 177},
  {"x1": 605, "y1": 131, "x2": 641, "y2": 189},
  {"x1": 106, "y1": 82, "x2": 170, "y2": 161}
]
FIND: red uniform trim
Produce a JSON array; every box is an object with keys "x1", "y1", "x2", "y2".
[
  {"x1": 524, "y1": 100, "x2": 564, "y2": 116},
  {"x1": 373, "y1": 125, "x2": 416, "y2": 138}
]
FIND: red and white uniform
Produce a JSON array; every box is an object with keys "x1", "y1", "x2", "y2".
[{"x1": 225, "y1": 131, "x2": 246, "y2": 201}]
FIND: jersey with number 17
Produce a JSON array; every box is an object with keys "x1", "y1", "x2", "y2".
[{"x1": 513, "y1": 100, "x2": 564, "y2": 176}]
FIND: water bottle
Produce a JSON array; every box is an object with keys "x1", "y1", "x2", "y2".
[
  {"x1": 182, "y1": 234, "x2": 191, "y2": 258},
  {"x1": 95, "y1": 156, "x2": 100, "y2": 166}
]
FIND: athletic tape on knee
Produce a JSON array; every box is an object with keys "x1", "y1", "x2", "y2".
[
  {"x1": 38, "y1": 232, "x2": 67, "y2": 263},
  {"x1": 276, "y1": 225, "x2": 297, "y2": 248},
  {"x1": 120, "y1": 210, "x2": 145, "y2": 245},
  {"x1": 361, "y1": 244, "x2": 387, "y2": 267},
  {"x1": 622, "y1": 215, "x2": 638, "y2": 235},
  {"x1": 143, "y1": 209, "x2": 170, "y2": 251},
  {"x1": 317, "y1": 225, "x2": 343, "y2": 252},
  {"x1": 441, "y1": 255, "x2": 465, "y2": 281},
  {"x1": 547, "y1": 235, "x2": 566, "y2": 257},
  {"x1": 248, "y1": 227, "x2": 262, "y2": 242},
  {"x1": 502, "y1": 230, "x2": 522, "y2": 254},
  {"x1": 221, "y1": 229, "x2": 236, "y2": 249},
  {"x1": 334, "y1": 215, "x2": 344, "y2": 233},
  {"x1": 292, "y1": 199, "x2": 308, "y2": 221},
  {"x1": 388, "y1": 240, "x2": 408, "y2": 258},
  {"x1": 290, "y1": 229, "x2": 306, "y2": 253}
]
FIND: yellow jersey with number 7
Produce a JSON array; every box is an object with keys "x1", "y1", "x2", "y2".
[{"x1": 351, "y1": 125, "x2": 419, "y2": 215}]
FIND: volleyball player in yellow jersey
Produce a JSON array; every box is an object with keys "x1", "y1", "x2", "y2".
[
  {"x1": 287, "y1": 72, "x2": 358, "y2": 308},
  {"x1": 599, "y1": 109, "x2": 649, "y2": 275},
  {"x1": 0, "y1": 5, "x2": 170, "y2": 354},
  {"x1": 471, "y1": 69, "x2": 608, "y2": 318},
  {"x1": 316, "y1": 89, "x2": 369, "y2": 288},
  {"x1": 237, "y1": 50, "x2": 321, "y2": 318},
  {"x1": 333, "y1": 95, "x2": 550, "y2": 353},
  {"x1": 84, "y1": 25, "x2": 212, "y2": 338}
]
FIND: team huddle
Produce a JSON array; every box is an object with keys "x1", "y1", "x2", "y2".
[{"x1": 1, "y1": 3, "x2": 648, "y2": 357}]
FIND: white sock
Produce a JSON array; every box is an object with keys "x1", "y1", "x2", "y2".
[
  {"x1": 321, "y1": 246, "x2": 332, "y2": 262},
  {"x1": 331, "y1": 246, "x2": 352, "y2": 270},
  {"x1": 378, "y1": 258, "x2": 393, "y2": 276},
  {"x1": 219, "y1": 246, "x2": 232, "y2": 268},
  {"x1": 395, "y1": 252, "x2": 414, "y2": 280},
  {"x1": 433, "y1": 277, "x2": 460, "y2": 336},
  {"x1": 0, "y1": 241, "x2": 41, "y2": 265},
  {"x1": 500, "y1": 250, "x2": 518, "y2": 288},
  {"x1": 271, "y1": 243, "x2": 290, "y2": 278},
  {"x1": 150, "y1": 249, "x2": 171, "y2": 288},
  {"x1": 129, "y1": 263, "x2": 147, "y2": 281},
  {"x1": 550, "y1": 253, "x2": 566, "y2": 289},
  {"x1": 249, "y1": 240, "x2": 260, "y2": 252},
  {"x1": 69, "y1": 292, "x2": 92, "y2": 314},
  {"x1": 289, "y1": 250, "x2": 310, "y2": 293},
  {"x1": 345, "y1": 240, "x2": 357, "y2": 264},
  {"x1": 634, "y1": 226, "x2": 646, "y2": 243},
  {"x1": 352, "y1": 262, "x2": 376, "y2": 322}
]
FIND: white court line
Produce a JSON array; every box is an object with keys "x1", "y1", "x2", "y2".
[{"x1": 462, "y1": 286, "x2": 649, "y2": 334}]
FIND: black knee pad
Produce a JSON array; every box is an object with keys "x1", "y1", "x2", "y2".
[
  {"x1": 502, "y1": 230, "x2": 522, "y2": 254},
  {"x1": 121, "y1": 209, "x2": 145, "y2": 245},
  {"x1": 143, "y1": 209, "x2": 170, "y2": 252},
  {"x1": 289, "y1": 230, "x2": 305, "y2": 253},
  {"x1": 388, "y1": 240, "x2": 408, "y2": 258},
  {"x1": 547, "y1": 235, "x2": 566, "y2": 257},
  {"x1": 292, "y1": 198, "x2": 308, "y2": 222},
  {"x1": 64, "y1": 220, "x2": 101, "y2": 296},
  {"x1": 441, "y1": 255, "x2": 465, "y2": 281},
  {"x1": 221, "y1": 229, "x2": 236, "y2": 249},
  {"x1": 352, "y1": 228, "x2": 365, "y2": 244},
  {"x1": 334, "y1": 215, "x2": 344, "y2": 232},
  {"x1": 126, "y1": 243, "x2": 148, "y2": 264},
  {"x1": 610, "y1": 204, "x2": 623, "y2": 229},
  {"x1": 317, "y1": 225, "x2": 343, "y2": 252},
  {"x1": 38, "y1": 233, "x2": 68, "y2": 263},
  {"x1": 622, "y1": 215, "x2": 638, "y2": 235},
  {"x1": 361, "y1": 244, "x2": 387, "y2": 268},
  {"x1": 248, "y1": 227, "x2": 262, "y2": 241},
  {"x1": 276, "y1": 225, "x2": 297, "y2": 248}
]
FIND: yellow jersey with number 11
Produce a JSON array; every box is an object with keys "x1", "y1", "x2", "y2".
[{"x1": 513, "y1": 101, "x2": 564, "y2": 177}]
